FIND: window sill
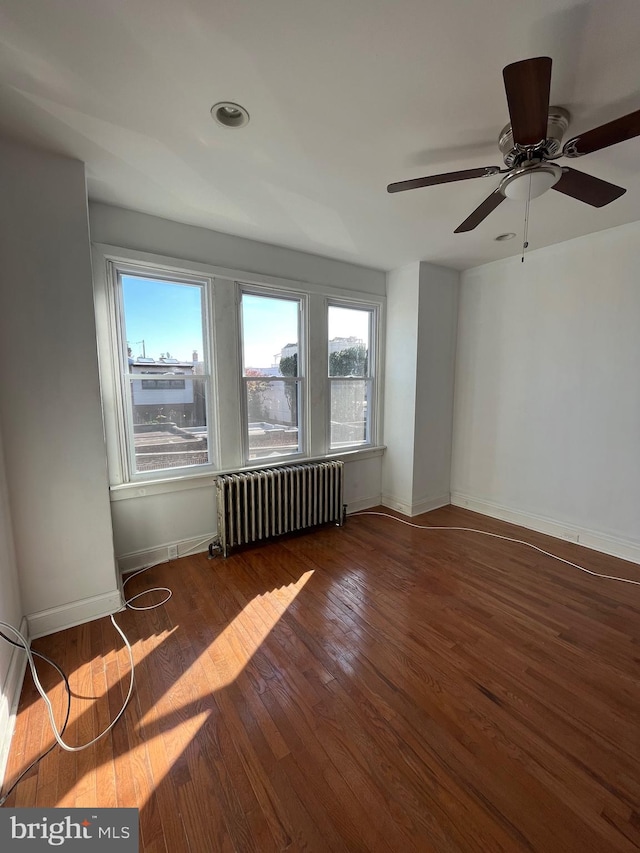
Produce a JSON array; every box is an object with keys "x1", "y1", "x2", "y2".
[{"x1": 109, "y1": 445, "x2": 386, "y2": 502}]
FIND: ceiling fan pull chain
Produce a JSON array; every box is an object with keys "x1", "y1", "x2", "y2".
[{"x1": 522, "y1": 174, "x2": 532, "y2": 262}]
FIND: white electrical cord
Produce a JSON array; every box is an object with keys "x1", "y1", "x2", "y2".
[
  {"x1": 182, "y1": 533, "x2": 219, "y2": 557},
  {"x1": 351, "y1": 511, "x2": 640, "y2": 587},
  {"x1": 0, "y1": 616, "x2": 134, "y2": 753},
  {"x1": 122, "y1": 567, "x2": 172, "y2": 611},
  {"x1": 0, "y1": 562, "x2": 175, "y2": 756},
  {"x1": 119, "y1": 533, "x2": 218, "y2": 610}
]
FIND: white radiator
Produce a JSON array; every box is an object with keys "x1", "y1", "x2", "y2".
[{"x1": 215, "y1": 461, "x2": 345, "y2": 556}]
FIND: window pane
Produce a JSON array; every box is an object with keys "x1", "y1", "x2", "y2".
[
  {"x1": 328, "y1": 306, "x2": 370, "y2": 377},
  {"x1": 129, "y1": 377, "x2": 209, "y2": 472},
  {"x1": 120, "y1": 273, "x2": 210, "y2": 474},
  {"x1": 246, "y1": 379, "x2": 300, "y2": 460},
  {"x1": 122, "y1": 275, "x2": 204, "y2": 365},
  {"x1": 330, "y1": 380, "x2": 369, "y2": 446},
  {"x1": 242, "y1": 293, "x2": 299, "y2": 376}
]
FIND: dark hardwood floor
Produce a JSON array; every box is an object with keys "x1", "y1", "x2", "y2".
[{"x1": 2, "y1": 505, "x2": 640, "y2": 851}]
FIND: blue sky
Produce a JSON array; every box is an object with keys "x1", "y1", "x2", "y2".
[
  {"x1": 122, "y1": 275, "x2": 204, "y2": 362},
  {"x1": 241, "y1": 293, "x2": 299, "y2": 367},
  {"x1": 122, "y1": 276, "x2": 369, "y2": 368},
  {"x1": 242, "y1": 297, "x2": 370, "y2": 367}
]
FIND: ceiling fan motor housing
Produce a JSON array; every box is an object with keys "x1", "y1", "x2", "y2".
[{"x1": 499, "y1": 107, "x2": 570, "y2": 166}]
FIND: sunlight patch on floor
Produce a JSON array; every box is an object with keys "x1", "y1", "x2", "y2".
[{"x1": 135, "y1": 570, "x2": 313, "y2": 727}]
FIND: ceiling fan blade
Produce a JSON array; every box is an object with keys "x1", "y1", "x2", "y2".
[
  {"x1": 454, "y1": 189, "x2": 506, "y2": 233},
  {"x1": 552, "y1": 167, "x2": 626, "y2": 207},
  {"x1": 563, "y1": 109, "x2": 640, "y2": 157},
  {"x1": 503, "y1": 57, "x2": 552, "y2": 146},
  {"x1": 387, "y1": 166, "x2": 501, "y2": 193}
]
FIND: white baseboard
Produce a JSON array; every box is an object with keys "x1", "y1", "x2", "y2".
[
  {"x1": 451, "y1": 491, "x2": 640, "y2": 566},
  {"x1": 27, "y1": 590, "x2": 123, "y2": 640},
  {"x1": 410, "y1": 493, "x2": 451, "y2": 517},
  {"x1": 0, "y1": 617, "x2": 29, "y2": 792},
  {"x1": 117, "y1": 533, "x2": 217, "y2": 575},
  {"x1": 381, "y1": 492, "x2": 450, "y2": 517},
  {"x1": 345, "y1": 494, "x2": 382, "y2": 514}
]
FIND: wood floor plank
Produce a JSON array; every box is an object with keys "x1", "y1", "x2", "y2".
[{"x1": 2, "y1": 505, "x2": 639, "y2": 851}]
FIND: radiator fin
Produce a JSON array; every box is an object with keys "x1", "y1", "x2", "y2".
[{"x1": 216, "y1": 461, "x2": 344, "y2": 557}]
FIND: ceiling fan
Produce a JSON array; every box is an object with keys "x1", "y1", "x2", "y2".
[{"x1": 387, "y1": 56, "x2": 640, "y2": 233}]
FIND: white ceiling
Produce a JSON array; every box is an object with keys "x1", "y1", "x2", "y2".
[{"x1": 0, "y1": 0, "x2": 639, "y2": 271}]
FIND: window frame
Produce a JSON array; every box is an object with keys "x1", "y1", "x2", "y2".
[
  {"x1": 104, "y1": 258, "x2": 217, "y2": 483},
  {"x1": 238, "y1": 283, "x2": 308, "y2": 465},
  {"x1": 93, "y1": 243, "x2": 385, "y2": 494},
  {"x1": 326, "y1": 299, "x2": 379, "y2": 451}
]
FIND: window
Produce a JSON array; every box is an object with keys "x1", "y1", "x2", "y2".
[
  {"x1": 328, "y1": 303, "x2": 376, "y2": 448},
  {"x1": 117, "y1": 270, "x2": 212, "y2": 476},
  {"x1": 240, "y1": 290, "x2": 304, "y2": 461},
  {"x1": 95, "y1": 246, "x2": 384, "y2": 488}
]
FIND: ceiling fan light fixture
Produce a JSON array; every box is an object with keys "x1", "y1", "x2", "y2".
[
  {"x1": 500, "y1": 163, "x2": 562, "y2": 200},
  {"x1": 495, "y1": 232, "x2": 516, "y2": 241},
  {"x1": 211, "y1": 101, "x2": 250, "y2": 128}
]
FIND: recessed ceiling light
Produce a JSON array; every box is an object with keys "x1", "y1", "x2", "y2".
[
  {"x1": 495, "y1": 232, "x2": 516, "y2": 241},
  {"x1": 211, "y1": 101, "x2": 250, "y2": 128}
]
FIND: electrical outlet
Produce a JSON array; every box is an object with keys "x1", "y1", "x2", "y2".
[{"x1": 168, "y1": 544, "x2": 178, "y2": 559}]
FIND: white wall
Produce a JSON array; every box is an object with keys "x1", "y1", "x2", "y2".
[
  {"x1": 382, "y1": 262, "x2": 459, "y2": 515},
  {"x1": 0, "y1": 427, "x2": 22, "y2": 712},
  {"x1": 89, "y1": 203, "x2": 386, "y2": 296},
  {"x1": 413, "y1": 263, "x2": 459, "y2": 511},
  {"x1": 0, "y1": 422, "x2": 26, "y2": 785},
  {"x1": 451, "y1": 220, "x2": 640, "y2": 563},
  {"x1": 382, "y1": 263, "x2": 420, "y2": 509},
  {"x1": 89, "y1": 204, "x2": 386, "y2": 569},
  {"x1": 0, "y1": 140, "x2": 120, "y2": 636}
]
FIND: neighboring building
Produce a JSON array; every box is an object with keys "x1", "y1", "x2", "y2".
[
  {"x1": 129, "y1": 356, "x2": 205, "y2": 426},
  {"x1": 276, "y1": 337, "x2": 364, "y2": 361},
  {"x1": 278, "y1": 342, "x2": 298, "y2": 361},
  {"x1": 329, "y1": 335, "x2": 363, "y2": 355},
  {"x1": 246, "y1": 338, "x2": 365, "y2": 432}
]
